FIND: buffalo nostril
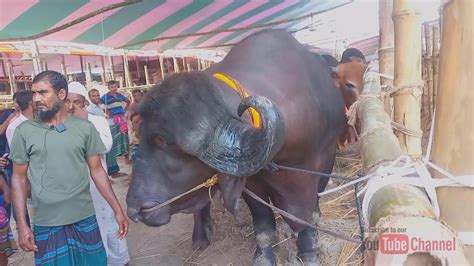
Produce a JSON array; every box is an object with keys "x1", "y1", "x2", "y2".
[{"x1": 127, "y1": 207, "x2": 141, "y2": 223}]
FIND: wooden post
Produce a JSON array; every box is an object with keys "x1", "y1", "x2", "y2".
[
  {"x1": 30, "y1": 41, "x2": 42, "y2": 75},
  {"x1": 100, "y1": 56, "x2": 107, "y2": 83},
  {"x1": 172, "y1": 57, "x2": 179, "y2": 73},
  {"x1": 108, "y1": 56, "x2": 115, "y2": 81},
  {"x1": 144, "y1": 65, "x2": 150, "y2": 85},
  {"x1": 187, "y1": 63, "x2": 191, "y2": 72},
  {"x1": 1, "y1": 53, "x2": 7, "y2": 78},
  {"x1": 392, "y1": 0, "x2": 423, "y2": 157},
  {"x1": 422, "y1": 22, "x2": 433, "y2": 130},
  {"x1": 135, "y1": 57, "x2": 141, "y2": 81},
  {"x1": 86, "y1": 62, "x2": 93, "y2": 87},
  {"x1": 60, "y1": 55, "x2": 67, "y2": 76},
  {"x1": 123, "y1": 53, "x2": 131, "y2": 87},
  {"x1": 159, "y1": 56, "x2": 165, "y2": 81},
  {"x1": 431, "y1": 0, "x2": 473, "y2": 263},
  {"x1": 6, "y1": 63, "x2": 17, "y2": 94},
  {"x1": 379, "y1": 0, "x2": 395, "y2": 116},
  {"x1": 431, "y1": 24, "x2": 440, "y2": 118},
  {"x1": 79, "y1": 55, "x2": 84, "y2": 74},
  {"x1": 182, "y1": 57, "x2": 187, "y2": 72}
]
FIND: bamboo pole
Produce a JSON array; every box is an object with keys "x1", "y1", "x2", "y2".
[
  {"x1": 61, "y1": 55, "x2": 67, "y2": 76},
  {"x1": 360, "y1": 67, "x2": 469, "y2": 266},
  {"x1": 135, "y1": 57, "x2": 141, "y2": 81},
  {"x1": 123, "y1": 53, "x2": 131, "y2": 87},
  {"x1": 86, "y1": 63, "x2": 92, "y2": 87},
  {"x1": 30, "y1": 41, "x2": 42, "y2": 75},
  {"x1": 144, "y1": 65, "x2": 150, "y2": 85},
  {"x1": 6, "y1": 63, "x2": 17, "y2": 94},
  {"x1": 392, "y1": 0, "x2": 423, "y2": 157},
  {"x1": 100, "y1": 56, "x2": 107, "y2": 83},
  {"x1": 173, "y1": 57, "x2": 179, "y2": 73},
  {"x1": 181, "y1": 57, "x2": 187, "y2": 72},
  {"x1": 108, "y1": 56, "x2": 115, "y2": 81},
  {"x1": 0, "y1": 54, "x2": 6, "y2": 77},
  {"x1": 431, "y1": 0, "x2": 473, "y2": 263},
  {"x1": 159, "y1": 56, "x2": 165, "y2": 81},
  {"x1": 422, "y1": 22, "x2": 433, "y2": 131},
  {"x1": 379, "y1": 0, "x2": 395, "y2": 117},
  {"x1": 79, "y1": 55, "x2": 84, "y2": 74},
  {"x1": 431, "y1": 24, "x2": 440, "y2": 118}
]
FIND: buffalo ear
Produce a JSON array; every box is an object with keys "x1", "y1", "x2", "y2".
[{"x1": 217, "y1": 174, "x2": 246, "y2": 217}]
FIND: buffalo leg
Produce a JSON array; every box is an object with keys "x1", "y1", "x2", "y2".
[
  {"x1": 192, "y1": 203, "x2": 212, "y2": 250},
  {"x1": 296, "y1": 204, "x2": 321, "y2": 265},
  {"x1": 243, "y1": 193, "x2": 276, "y2": 266}
]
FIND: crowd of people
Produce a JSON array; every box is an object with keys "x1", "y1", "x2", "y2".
[{"x1": 0, "y1": 70, "x2": 144, "y2": 265}]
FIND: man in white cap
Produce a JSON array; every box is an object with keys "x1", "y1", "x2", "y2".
[{"x1": 66, "y1": 81, "x2": 130, "y2": 266}]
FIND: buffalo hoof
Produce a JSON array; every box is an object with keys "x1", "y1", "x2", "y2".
[
  {"x1": 192, "y1": 238, "x2": 210, "y2": 250},
  {"x1": 253, "y1": 247, "x2": 276, "y2": 266},
  {"x1": 297, "y1": 251, "x2": 320, "y2": 266}
]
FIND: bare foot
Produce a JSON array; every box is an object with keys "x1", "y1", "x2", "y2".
[{"x1": 111, "y1": 172, "x2": 128, "y2": 178}]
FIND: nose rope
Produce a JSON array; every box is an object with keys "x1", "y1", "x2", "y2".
[{"x1": 141, "y1": 175, "x2": 218, "y2": 213}]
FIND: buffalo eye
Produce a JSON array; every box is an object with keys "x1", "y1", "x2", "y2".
[
  {"x1": 154, "y1": 134, "x2": 169, "y2": 147},
  {"x1": 345, "y1": 82, "x2": 356, "y2": 89}
]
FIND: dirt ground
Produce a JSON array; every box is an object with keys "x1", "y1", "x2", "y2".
[{"x1": 9, "y1": 152, "x2": 363, "y2": 266}]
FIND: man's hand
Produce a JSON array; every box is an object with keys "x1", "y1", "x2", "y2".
[
  {"x1": 115, "y1": 211, "x2": 129, "y2": 239},
  {"x1": 0, "y1": 157, "x2": 8, "y2": 169},
  {"x1": 18, "y1": 226, "x2": 38, "y2": 252}
]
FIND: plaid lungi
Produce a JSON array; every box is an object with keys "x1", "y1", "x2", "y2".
[
  {"x1": 34, "y1": 215, "x2": 106, "y2": 266},
  {"x1": 110, "y1": 122, "x2": 129, "y2": 157}
]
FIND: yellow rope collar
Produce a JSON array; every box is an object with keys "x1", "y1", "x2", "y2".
[{"x1": 213, "y1": 73, "x2": 261, "y2": 128}]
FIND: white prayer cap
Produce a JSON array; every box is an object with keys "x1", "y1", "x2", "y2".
[{"x1": 68, "y1": 82, "x2": 88, "y2": 98}]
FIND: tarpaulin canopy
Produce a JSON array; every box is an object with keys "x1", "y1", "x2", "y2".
[{"x1": 0, "y1": 0, "x2": 351, "y2": 51}]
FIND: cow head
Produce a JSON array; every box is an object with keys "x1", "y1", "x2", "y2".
[
  {"x1": 126, "y1": 72, "x2": 285, "y2": 226},
  {"x1": 330, "y1": 62, "x2": 367, "y2": 108}
]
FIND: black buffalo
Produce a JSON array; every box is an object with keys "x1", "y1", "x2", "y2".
[{"x1": 127, "y1": 30, "x2": 346, "y2": 265}]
